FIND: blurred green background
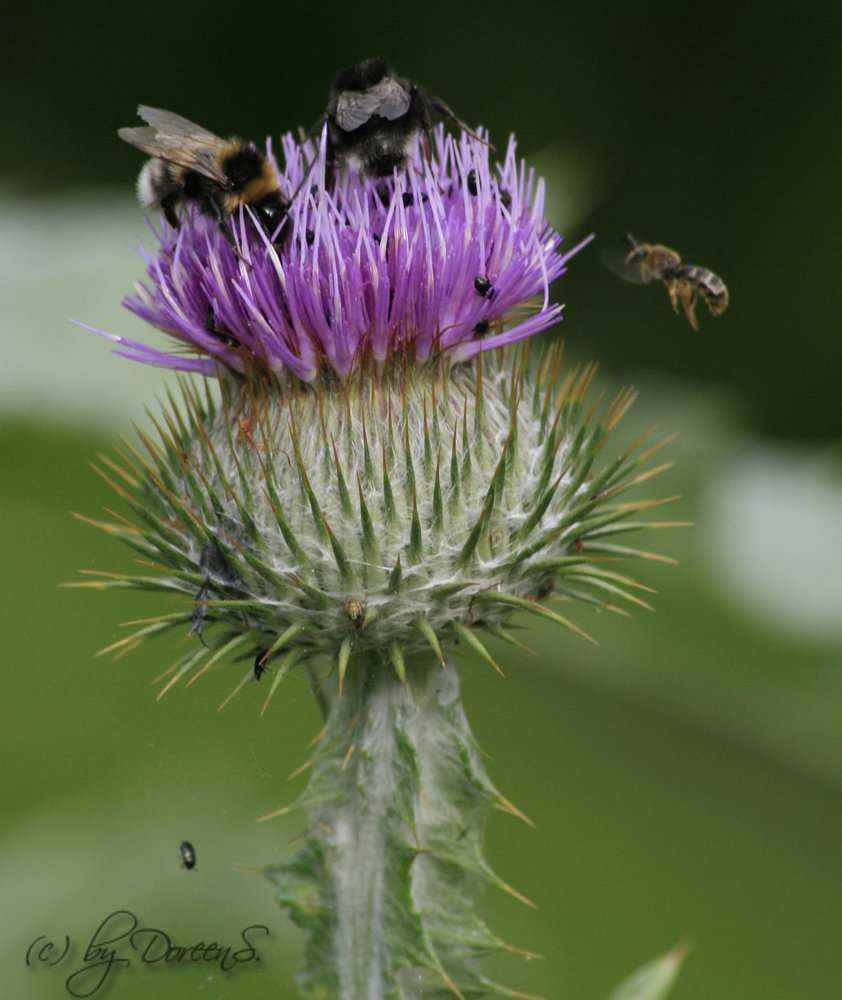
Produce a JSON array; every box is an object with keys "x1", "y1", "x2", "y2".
[{"x1": 2, "y1": 2, "x2": 841, "y2": 999}]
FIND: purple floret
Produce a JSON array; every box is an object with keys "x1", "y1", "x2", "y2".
[{"x1": 111, "y1": 126, "x2": 590, "y2": 381}]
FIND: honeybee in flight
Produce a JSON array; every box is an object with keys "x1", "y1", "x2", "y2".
[
  {"x1": 604, "y1": 233, "x2": 729, "y2": 330},
  {"x1": 118, "y1": 106, "x2": 289, "y2": 256}
]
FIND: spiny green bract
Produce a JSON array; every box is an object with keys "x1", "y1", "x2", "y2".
[{"x1": 80, "y1": 343, "x2": 672, "y2": 706}]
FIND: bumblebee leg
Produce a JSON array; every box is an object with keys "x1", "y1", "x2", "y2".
[
  {"x1": 426, "y1": 95, "x2": 456, "y2": 127},
  {"x1": 202, "y1": 194, "x2": 236, "y2": 246},
  {"x1": 421, "y1": 129, "x2": 433, "y2": 165},
  {"x1": 324, "y1": 143, "x2": 338, "y2": 191},
  {"x1": 160, "y1": 194, "x2": 181, "y2": 230},
  {"x1": 202, "y1": 195, "x2": 251, "y2": 266},
  {"x1": 427, "y1": 96, "x2": 494, "y2": 150}
]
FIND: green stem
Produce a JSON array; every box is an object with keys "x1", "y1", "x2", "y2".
[{"x1": 266, "y1": 654, "x2": 523, "y2": 999}]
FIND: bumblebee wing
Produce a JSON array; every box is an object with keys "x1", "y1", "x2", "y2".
[
  {"x1": 136, "y1": 106, "x2": 223, "y2": 143},
  {"x1": 119, "y1": 107, "x2": 231, "y2": 187},
  {"x1": 335, "y1": 79, "x2": 411, "y2": 130},
  {"x1": 118, "y1": 125, "x2": 163, "y2": 154},
  {"x1": 367, "y1": 78, "x2": 412, "y2": 120},
  {"x1": 334, "y1": 91, "x2": 382, "y2": 130}
]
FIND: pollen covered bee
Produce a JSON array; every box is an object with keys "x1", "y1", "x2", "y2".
[
  {"x1": 604, "y1": 233, "x2": 729, "y2": 330},
  {"x1": 118, "y1": 106, "x2": 289, "y2": 255},
  {"x1": 322, "y1": 58, "x2": 488, "y2": 178}
]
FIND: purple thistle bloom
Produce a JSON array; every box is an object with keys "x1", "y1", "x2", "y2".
[{"x1": 108, "y1": 126, "x2": 590, "y2": 382}]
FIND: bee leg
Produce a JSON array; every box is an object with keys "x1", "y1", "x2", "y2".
[
  {"x1": 427, "y1": 96, "x2": 495, "y2": 151},
  {"x1": 681, "y1": 282, "x2": 699, "y2": 331},
  {"x1": 415, "y1": 129, "x2": 448, "y2": 196},
  {"x1": 202, "y1": 194, "x2": 252, "y2": 267},
  {"x1": 421, "y1": 129, "x2": 433, "y2": 166},
  {"x1": 160, "y1": 194, "x2": 181, "y2": 231},
  {"x1": 324, "y1": 152, "x2": 338, "y2": 192},
  {"x1": 427, "y1": 95, "x2": 456, "y2": 128},
  {"x1": 270, "y1": 221, "x2": 290, "y2": 250},
  {"x1": 673, "y1": 279, "x2": 698, "y2": 331}
]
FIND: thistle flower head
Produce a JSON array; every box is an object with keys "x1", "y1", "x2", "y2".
[
  {"x1": 76, "y1": 90, "x2": 681, "y2": 1000},
  {"x1": 110, "y1": 126, "x2": 583, "y2": 381},
  {"x1": 82, "y1": 121, "x2": 671, "y2": 709}
]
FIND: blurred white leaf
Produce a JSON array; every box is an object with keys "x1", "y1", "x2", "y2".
[
  {"x1": 705, "y1": 446, "x2": 842, "y2": 641},
  {"x1": 606, "y1": 942, "x2": 690, "y2": 1000},
  {"x1": 0, "y1": 187, "x2": 179, "y2": 431}
]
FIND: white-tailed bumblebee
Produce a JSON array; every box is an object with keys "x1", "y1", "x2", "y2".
[
  {"x1": 603, "y1": 233, "x2": 729, "y2": 330},
  {"x1": 119, "y1": 106, "x2": 289, "y2": 254},
  {"x1": 324, "y1": 58, "x2": 487, "y2": 178}
]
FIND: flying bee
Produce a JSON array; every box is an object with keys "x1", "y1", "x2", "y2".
[
  {"x1": 118, "y1": 106, "x2": 290, "y2": 256},
  {"x1": 603, "y1": 233, "x2": 729, "y2": 330}
]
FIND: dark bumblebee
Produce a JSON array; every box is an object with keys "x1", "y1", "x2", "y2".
[
  {"x1": 603, "y1": 233, "x2": 729, "y2": 331},
  {"x1": 324, "y1": 58, "x2": 485, "y2": 178},
  {"x1": 180, "y1": 840, "x2": 196, "y2": 870},
  {"x1": 119, "y1": 106, "x2": 289, "y2": 254}
]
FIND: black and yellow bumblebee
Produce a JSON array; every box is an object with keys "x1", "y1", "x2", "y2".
[{"x1": 119, "y1": 106, "x2": 289, "y2": 254}]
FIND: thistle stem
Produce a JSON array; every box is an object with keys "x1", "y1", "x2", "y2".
[{"x1": 268, "y1": 654, "x2": 518, "y2": 999}]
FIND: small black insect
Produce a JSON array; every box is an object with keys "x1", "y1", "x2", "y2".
[
  {"x1": 180, "y1": 840, "x2": 196, "y2": 870},
  {"x1": 473, "y1": 276, "x2": 492, "y2": 297},
  {"x1": 254, "y1": 649, "x2": 271, "y2": 681},
  {"x1": 466, "y1": 168, "x2": 478, "y2": 196},
  {"x1": 473, "y1": 319, "x2": 490, "y2": 337},
  {"x1": 206, "y1": 304, "x2": 239, "y2": 348}
]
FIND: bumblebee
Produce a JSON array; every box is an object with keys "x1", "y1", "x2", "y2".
[
  {"x1": 119, "y1": 106, "x2": 289, "y2": 254},
  {"x1": 604, "y1": 233, "x2": 729, "y2": 330},
  {"x1": 323, "y1": 58, "x2": 487, "y2": 178}
]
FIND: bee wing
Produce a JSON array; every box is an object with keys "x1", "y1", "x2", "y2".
[
  {"x1": 600, "y1": 245, "x2": 656, "y2": 284},
  {"x1": 335, "y1": 79, "x2": 411, "y2": 130},
  {"x1": 119, "y1": 106, "x2": 231, "y2": 187},
  {"x1": 135, "y1": 106, "x2": 223, "y2": 142},
  {"x1": 368, "y1": 78, "x2": 412, "y2": 120}
]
